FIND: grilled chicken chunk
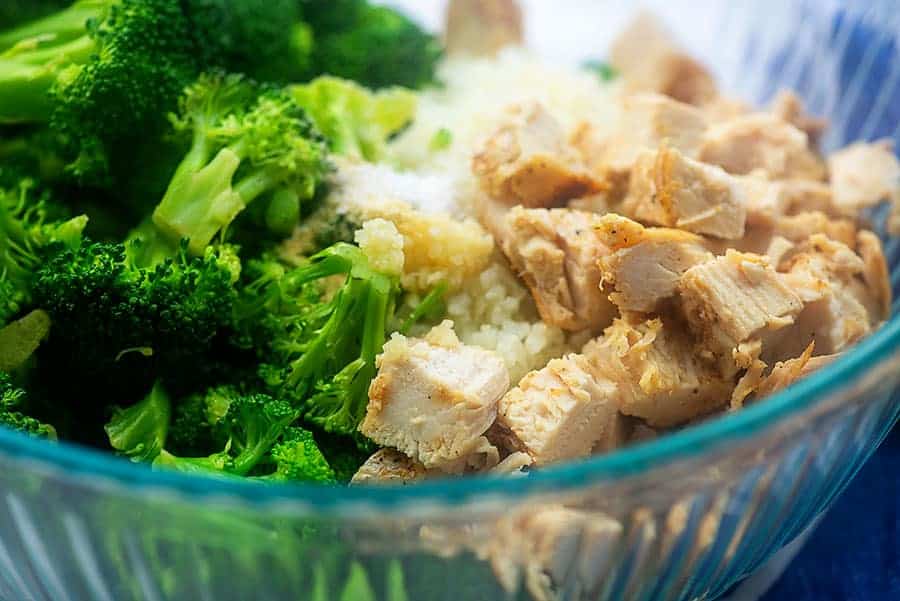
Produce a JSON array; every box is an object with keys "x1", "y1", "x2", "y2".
[
  {"x1": 779, "y1": 235, "x2": 888, "y2": 357},
  {"x1": 584, "y1": 318, "x2": 733, "y2": 428},
  {"x1": 445, "y1": 0, "x2": 524, "y2": 57},
  {"x1": 474, "y1": 103, "x2": 601, "y2": 208},
  {"x1": 572, "y1": 94, "x2": 708, "y2": 204},
  {"x1": 699, "y1": 114, "x2": 826, "y2": 180},
  {"x1": 595, "y1": 214, "x2": 713, "y2": 313},
  {"x1": 609, "y1": 13, "x2": 717, "y2": 105},
  {"x1": 677, "y1": 250, "x2": 804, "y2": 362},
  {"x1": 360, "y1": 321, "x2": 509, "y2": 473},
  {"x1": 351, "y1": 448, "x2": 427, "y2": 485},
  {"x1": 623, "y1": 145, "x2": 747, "y2": 239},
  {"x1": 740, "y1": 177, "x2": 837, "y2": 226},
  {"x1": 828, "y1": 140, "x2": 900, "y2": 217},
  {"x1": 769, "y1": 90, "x2": 828, "y2": 144},
  {"x1": 497, "y1": 354, "x2": 627, "y2": 465},
  {"x1": 497, "y1": 207, "x2": 616, "y2": 331}
]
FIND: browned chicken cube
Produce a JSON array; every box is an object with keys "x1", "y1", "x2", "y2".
[
  {"x1": 498, "y1": 207, "x2": 617, "y2": 331},
  {"x1": 445, "y1": 0, "x2": 524, "y2": 57},
  {"x1": 360, "y1": 321, "x2": 509, "y2": 473},
  {"x1": 678, "y1": 250, "x2": 804, "y2": 359},
  {"x1": 609, "y1": 13, "x2": 717, "y2": 105},
  {"x1": 740, "y1": 177, "x2": 837, "y2": 226},
  {"x1": 699, "y1": 114, "x2": 827, "y2": 180},
  {"x1": 779, "y1": 234, "x2": 890, "y2": 357},
  {"x1": 584, "y1": 318, "x2": 734, "y2": 428},
  {"x1": 351, "y1": 449, "x2": 427, "y2": 485},
  {"x1": 595, "y1": 214, "x2": 713, "y2": 313},
  {"x1": 497, "y1": 354, "x2": 627, "y2": 465},
  {"x1": 827, "y1": 140, "x2": 900, "y2": 217},
  {"x1": 473, "y1": 103, "x2": 602, "y2": 208},
  {"x1": 769, "y1": 90, "x2": 828, "y2": 144},
  {"x1": 623, "y1": 145, "x2": 748, "y2": 239}
]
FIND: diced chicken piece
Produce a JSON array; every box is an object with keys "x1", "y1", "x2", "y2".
[
  {"x1": 623, "y1": 145, "x2": 747, "y2": 238},
  {"x1": 445, "y1": 0, "x2": 523, "y2": 57},
  {"x1": 595, "y1": 214, "x2": 713, "y2": 313},
  {"x1": 754, "y1": 350, "x2": 837, "y2": 399},
  {"x1": 360, "y1": 321, "x2": 509, "y2": 473},
  {"x1": 769, "y1": 90, "x2": 828, "y2": 144},
  {"x1": 584, "y1": 318, "x2": 734, "y2": 427},
  {"x1": 732, "y1": 210, "x2": 859, "y2": 263},
  {"x1": 699, "y1": 114, "x2": 827, "y2": 180},
  {"x1": 779, "y1": 235, "x2": 889, "y2": 357},
  {"x1": 678, "y1": 251, "x2": 804, "y2": 359},
  {"x1": 497, "y1": 207, "x2": 616, "y2": 331},
  {"x1": 572, "y1": 94, "x2": 708, "y2": 203},
  {"x1": 350, "y1": 449, "x2": 427, "y2": 485},
  {"x1": 488, "y1": 506, "x2": 622, "y2": 601},
  {"x1": 609, "y1": 13, "x2": 717, "y2": 105},
  {"x1": 828, "y1": 140, "x2": 900, "y2": 217},
  {"x1": 473, "y1": 103, "x2": 602, "y2": 208},
  {"x1": 741, "y1": 177, "x2": 837, "y2": 226},
  {"x1": 857, "y1": 230, "x2": 892, "y2": 321},
  {"x1": 497, "y1": 354, "x2": 625, "y2": 465},
  {"x1": 703, "y1": 96, "x2": 751, "y2": 123}
]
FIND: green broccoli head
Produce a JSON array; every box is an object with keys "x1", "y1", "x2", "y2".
[
  {"x1": 0, "y1": 178, "x2": 86, "y2": 325},
  {"x1": 31, "y1": 239, "x2": 237, "y2": 401},
  {"x1": 263, "y1": 426, "x2": 335, "y2": 483},
  {"x1": 290, "y1": 76, "x2": 417, "y2": 162},
  {"x1": 0, "y1": 371, "x2": 56, "y2": 439},
  {"x1": 184, "y1": 0, "x2": 313, "y2": 84},
  {"x1": 150, "y1": 73, "x2": 332, "y2": 256},
  {"x1": 309, "y1": 4, "x2": 442, "y2": 90}
]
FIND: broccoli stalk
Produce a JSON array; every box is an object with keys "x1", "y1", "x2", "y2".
[
  {"x1": 246, "y1": 243, "x2": 400, "y2": 436},
  {"x1": 148, "y1": 73, "x2": 331, "y2": 257}
]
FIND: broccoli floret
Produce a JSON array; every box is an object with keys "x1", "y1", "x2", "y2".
[
  {"x1": 259, "y1": 426, "x2": 335, "y2": 483},
  {"x1": 148, "y1": 73, "x2": 331, "y2": 257},
  {"x1": 156, "y1": 387, "x2": 300, "y2": 477},
  {"x1": 0, "y1": 178, "x2": 86, "y2": 325},
  {"x1": 31, "y1": 239, "x2": 237, "y2": 401},
  {"x1": 0, "y1": 371, "x2": 56, "y2": 438},
  {"x1": 105, "y1": 380, "x2": 170, "y2": 461},
  {"x1": 245, "y1": 243, "x2": 400, "y2": 436},
  {"x1": 290, "y1": 76, "x2": 416, "y2": 162},
  {"x1": 0, "y1": 1, "x2": 199, "y2": 185},
  {"x1": 306, "y1": 4, "x2": 442, "y2": 90},
  {"x1": 184, "y1": 0, "x2": 313, "y2": 84}
]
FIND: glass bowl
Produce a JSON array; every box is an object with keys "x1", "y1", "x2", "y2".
[{"x1": 2, "y1": 1, "x2": 899, "y2": 599}]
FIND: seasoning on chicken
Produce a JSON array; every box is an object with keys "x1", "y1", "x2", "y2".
[
  {"x1": 359, "y1": 321, "x2": 509, "y2": 473},
  {"x1": 595, "y1": 214, "x2": 713, "y2": 313},
  {"x1": 754, "y1": 348, "x2": 837, "y2": 399},
  {"x1": 495, "y1": 207, "x2": 616, "y2": 331},
  {"x1": 584, "y1": 318, "x2": 734, "y2": 428},
  {"x1": 572, "y1": 94, "x2": 708, "y2": 203},
  {"x1": 827, "y1": 140, "x2": 900, "y2": 217},
  {"x1": 350, "y1": 448, "x2": 427, "y2": 485},
  {"x1": 445, "y1": 0, "x2": 524, "y2": 57},
  {"x1": 609, "y1": 12, "x2": 717, "y2": 105},
  {"x1": 677, "y1": 250, "x2": 804, "y2": 363},
  {"x1": 779, "y1": 235, "x2": 888, "y2": 357},
  {"x1": 622, "y1": 144, "x2": 748, "y2": 239},
  {"x1": 497, "y1": 354, "x2": 627, "y2": 465},
  {"x1": 699, "y1": 114, "x2": 827, "y2": 180},
  {"x1": 473, "y1": 102, "x2": 602, "y2": 208}
]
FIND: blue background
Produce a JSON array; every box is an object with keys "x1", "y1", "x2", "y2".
[{"x1": 762, "y1": 427, "x2": 899, "y2": 601}]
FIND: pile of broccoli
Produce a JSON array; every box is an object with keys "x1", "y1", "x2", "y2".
[{"x1": 0, "y1": 1, "x2": 442, "y2": 483}]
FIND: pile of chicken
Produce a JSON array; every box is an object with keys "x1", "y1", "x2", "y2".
[{"x1": 351, "y1": 10, "x2": 899, "y2": 484}]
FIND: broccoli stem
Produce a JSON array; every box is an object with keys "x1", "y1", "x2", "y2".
[
  {"x1": 0, "y1": 35, "x2": 97, "y2": 123},
  {"x1": 0, "y1": 0, "x2": 107, "y2": 53}
]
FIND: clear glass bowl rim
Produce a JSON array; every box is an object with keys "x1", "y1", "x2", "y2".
[{"x1": 2, "y1": 313, "x2": 898, "y2": 511}]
